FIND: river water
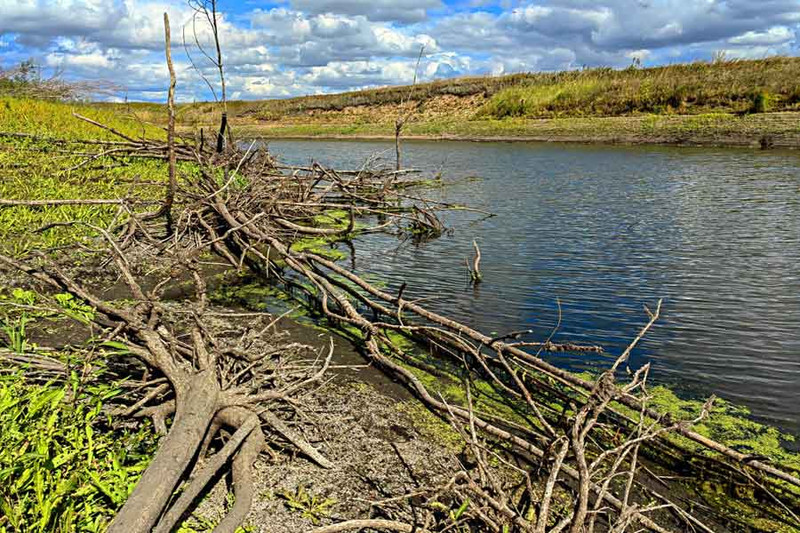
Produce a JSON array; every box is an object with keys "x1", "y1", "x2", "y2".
[{"x1": 266, "y1": 138, "x2": 800, "y2": 435}]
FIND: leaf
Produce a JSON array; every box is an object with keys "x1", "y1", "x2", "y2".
[
  {"x1": 28, "y1": 388, "x2": 64, "y2": 417},
  {"x1": 99, "y1": 341, "x2": 130, "y2": 354},
  {"x1": 451, "y1": 498, "x2": 470, "y2": 521}
]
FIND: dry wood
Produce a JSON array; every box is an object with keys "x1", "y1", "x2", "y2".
[{"x1": 163, "y1": 12, "x2": 178, "y2": 231}]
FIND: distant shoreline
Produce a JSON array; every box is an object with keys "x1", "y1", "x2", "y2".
[{"x1": 211, "y1": 112, "x2": 800, "y2": 149}]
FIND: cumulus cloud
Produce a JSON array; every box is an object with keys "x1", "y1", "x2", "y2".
[
  {"x1": 1, "y1": 0, "x2": 799, "y2": 101},
  {"x1": 729, "y1": 26, "x2": 795, "y2": 46},
  {"x1": 249, "y1": 8, "x2": 436, "y2": 66},
  {"x1": 434, "y1": 0, "x2": 800, "y2": 72},
  {"x1": 289, "y1": 0, "x2": 443, "y2": 23}
]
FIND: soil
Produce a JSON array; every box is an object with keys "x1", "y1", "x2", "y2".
[{"x1": 191, "y1": 381, "x2": 460, "y2": 532}]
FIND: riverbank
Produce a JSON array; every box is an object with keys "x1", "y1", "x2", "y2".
[
  {"x1": 229, "y1": 111, "x2": 800, "y2": 148},
  {"x1": 133, "y1": 56, "x2": 800, "y2": 149},
  {"x1": 3, "y1": 97, "x2": 800, "y2": 532}
]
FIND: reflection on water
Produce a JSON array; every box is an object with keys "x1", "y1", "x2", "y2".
[{"x1": 267, "y1": 138, "x2": 800, "y2": 434}]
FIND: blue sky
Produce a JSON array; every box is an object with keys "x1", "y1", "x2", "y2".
[{"x1": 1, "y1": 0, "x2": 799, "y2": 102}]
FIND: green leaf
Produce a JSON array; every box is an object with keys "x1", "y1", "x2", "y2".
[{"x1": 100, "y1": 341, "x2": 130, "y2": 354}]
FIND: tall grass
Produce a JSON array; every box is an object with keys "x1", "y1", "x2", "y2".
[
  {"x1": 145, "y1": 56, "x2": 800, "y2": 125},
  {"x1": 0, "y1": 97, "x2": 162, "y2": 140},
  {"x1": 480, "y1": 57, "x2": 800, "y2": 118}
]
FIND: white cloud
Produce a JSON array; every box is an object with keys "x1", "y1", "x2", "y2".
[
  {"x1": 729, "y1": 26, "x2": 795, "y2": 46},
  {"x1": 2, "y1": 0, "x2": 799, "y2": 101},
  {"x1": 289, "y1": 0, "x2": 442, "y2": 23}
]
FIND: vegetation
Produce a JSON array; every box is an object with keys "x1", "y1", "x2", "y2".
[
  {"x1": 0, "y1": 97, "x2": 167, "y2": 255},
  {"x1": 0, "y1": 371, "x2": 157, "y2": 532},
  {"x1": 276, "y1": 485, "x2": 336, "y2": 525},
  {"x1": 103, "y1": 56, "x2": 800, "y2": 147},
  {"x1": 477, "y1": 58, "x2": 800, "y2": 118},
  {"x1": 0, "y1": 61, "x2": 113, "y2": 101}
]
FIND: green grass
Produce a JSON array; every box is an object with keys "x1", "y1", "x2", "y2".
[
  {"x1": 0, "y1": 97, "x2": 169, "y2": 255},
  {"x1": 0, "y1": 97, "x2": 163, "y2": 140},
  {"x1": 0, "y1": 371, "x2": 157, "y2": 532}
]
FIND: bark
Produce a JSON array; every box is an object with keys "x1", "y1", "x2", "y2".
[{"x1": 108, "y1": 370, "x2": 219, "y2": 533}]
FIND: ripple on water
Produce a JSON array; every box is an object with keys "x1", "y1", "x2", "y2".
[{"x1": 268, "y1": 139, "x2": 800, "y2": 435}]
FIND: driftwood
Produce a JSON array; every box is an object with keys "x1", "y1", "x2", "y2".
[{"x1": 3, "y1": 106, "x2": 800, "y2": 529}]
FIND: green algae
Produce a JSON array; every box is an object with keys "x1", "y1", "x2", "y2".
[
  {"x1": 646, "y1": 385, "x2": 800, "y2": 473},
  {"x1": 210, "y1": 280, "x2": 289, "y2": 311},
  {"x1": 311, "y1": 209, "x2": 350, "y2": 229},
  {"x1": 397, "y1": 400, "x2": 464, "y2": 452},
  {"x1": 291, "y1": 236, "x2": 348, "y2": 261}
]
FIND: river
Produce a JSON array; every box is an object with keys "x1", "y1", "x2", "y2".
[{"x1": 266, "y1": 138, "x2": 800, "y2": 435}]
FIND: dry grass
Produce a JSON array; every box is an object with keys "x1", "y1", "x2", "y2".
[{"x1": 105, "y1": 57, "x2": 800, "y2": 128}]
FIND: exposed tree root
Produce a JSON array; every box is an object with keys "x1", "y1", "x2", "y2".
[{"x1": 2, "y1": 107, "x2": 799, "y2": 533}]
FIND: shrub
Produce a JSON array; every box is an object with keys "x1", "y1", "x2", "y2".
[{"x1": 750, "y1": 90, "x2": 771, "y2": 113}]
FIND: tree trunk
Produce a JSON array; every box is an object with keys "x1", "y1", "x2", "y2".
[
  {"x1": 163, "y1": 13, "x2": 177, "y2": 233},
  {"x1": 107, "y1": 370, "x2": 219, "y2": 533},
  {"x1": 395, "y1": 123, "x2": 402, "y2": 171}
]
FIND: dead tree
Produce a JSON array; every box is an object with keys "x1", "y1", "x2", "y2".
[
  {"x1": 395, "y1": 46, "x2": 425, "y2": 171},
  {"x1": 187, "y1": 0, "x2": 229, "y2": 153},
  {"x1": 163, "y1": 12, "x2": 177, "y2": 231},
  {"x1": 0, "y1": 238, "x2": 334, "y2": 533}
]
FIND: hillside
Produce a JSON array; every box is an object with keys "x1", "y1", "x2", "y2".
[{"x1": 113, "y1": 56, "x2": 800, "y2": 147}]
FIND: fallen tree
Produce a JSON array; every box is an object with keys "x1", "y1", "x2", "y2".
[{"x1": 2, "y1": 113, "x2": 799, "y2": 531}]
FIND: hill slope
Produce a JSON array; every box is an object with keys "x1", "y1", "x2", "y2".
[{"x1": 122, "y1": 57, "x2": 800, "y2": 147}]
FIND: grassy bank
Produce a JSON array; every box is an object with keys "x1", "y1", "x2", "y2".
[
  {"x1": 3, "y1": 96, "x2": 800, "y2": 531},
  {"x1": 0, "y1": 97, "x2": 167, "y2": 255},
  {"x1": 232, "y1": 112, "x2": 800, "y2": 147},
  {"x1": 118, "y1": 56, "x2": 800, "y2": 147}
]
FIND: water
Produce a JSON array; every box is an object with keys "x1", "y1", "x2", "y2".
[{"x1": 266, "y1": 138, "x2": 800, "y2": 434}]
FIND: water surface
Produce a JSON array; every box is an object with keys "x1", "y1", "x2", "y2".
[{"x1": 267, "y1": 139, "x2": 800, "y2": 434}]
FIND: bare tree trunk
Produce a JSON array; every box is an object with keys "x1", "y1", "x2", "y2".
[
  {"x1": 394, "y1": 46, "x2": 424, "y2": 171},
  {"x1": 395, "y1": 121, "x2": 402, "y2": 171},
  {"x1": 216, "y1": 112, "x2": 227, "y2": 154},
  {"x1": 107, "y1": 371, "x2": 219, "y2": 533},
  {"x1": 163, "y1": 12, "x2": 177, "y2": 233},
  {"x1": 209, "y1": 0, "x2": 231, "y2": 152}
]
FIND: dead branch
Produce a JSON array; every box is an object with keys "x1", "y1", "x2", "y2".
[{"x1": 163, "y1": 12, "x2": 178, "y2": 232}]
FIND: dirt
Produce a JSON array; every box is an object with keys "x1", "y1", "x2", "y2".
[
  {"x1": 268, "y1": 93, "x2": 487, "y2": 125},
  {"x1": 189, "y1": 381, "x2": 460, "y2": 532}
]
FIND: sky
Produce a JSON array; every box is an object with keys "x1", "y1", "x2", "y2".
[{"x1": 1, "y1": 0, "x2": 799, "y2": 102}]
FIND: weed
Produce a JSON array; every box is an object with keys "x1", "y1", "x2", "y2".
[
  {"x1": 0, "y1": 313, "x2": 32, "y2": 354},
  {"x1": 277, "y1": 484, "x2": 336, "y2": 525},
  {"x1": 54, "y1": 293, "x2": 95, "y2": 325},
  {"x1": 0, "y1": 372, "x2": 157, "y2": 532}
]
